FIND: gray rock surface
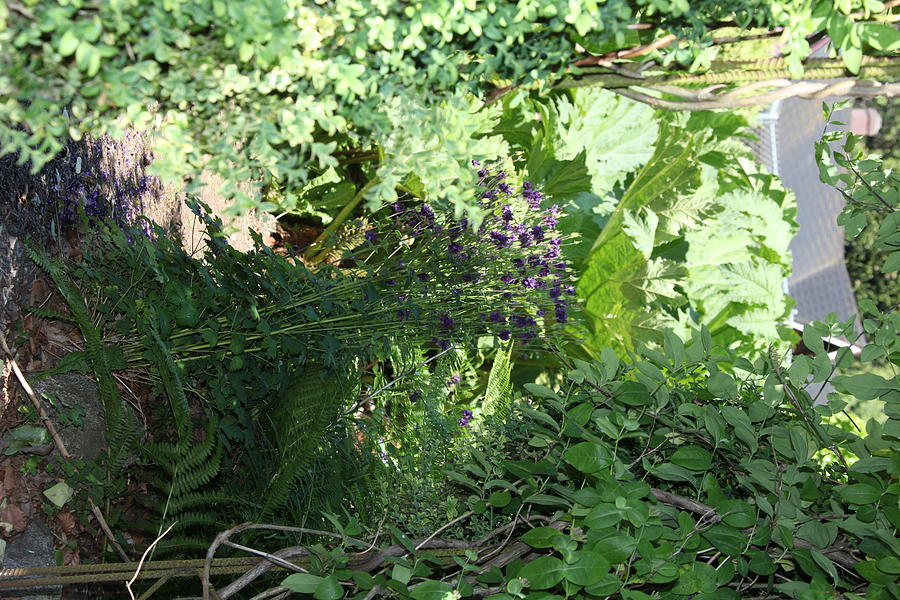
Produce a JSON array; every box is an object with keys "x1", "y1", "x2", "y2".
[
  {"x1": 30, "y1": 373, "x2": 106, "y2": 461},
  {"x1": 0, "y1": 521, "x2": 62, "y2": 600}
]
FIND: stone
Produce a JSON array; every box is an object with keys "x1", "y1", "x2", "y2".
[
  {"x1": 30, "y1": 373, "x2": 106, "y2": 461},
  {"x1": 0, "y1": 520, "x2": 61, "y2": 600}
]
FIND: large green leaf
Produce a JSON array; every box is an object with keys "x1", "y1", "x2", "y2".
[{"x1": 552, "y1": 88, "x2": 658, "y2": 197}]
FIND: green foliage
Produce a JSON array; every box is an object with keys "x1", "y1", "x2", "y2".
[
  {"x1": 818, "y1": 102, "x2": 900, "y2": 321},
  {"x1": 25, "y1": 247, "x2": 137, "y2": 471},
  {"x1": 275, "y1": 311, "x2": 898, "y2": 599},
  {"x1": 576, "y1": 111, "x2": 796, "y2": 354},
  {"x1": 1, "y1": 0, "x2": 890, "y2": 217}
]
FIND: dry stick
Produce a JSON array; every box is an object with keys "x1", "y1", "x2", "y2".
[
  {"x1": 203, "y1": 523, "x2": 366, "y2": 600},
  {"x1": 415, "y1": 511, "x2": 475, "y2": 551},
  {"x1": 222, "y1": 541, "x2": 308, "y2": 574},
  {"x1": 248, "y1": 586, "x2": 291, "y2": 600},
  {"x1": 126, "y1": 522, "x2": 177, "y2": 600},
  {"x1": 216, "y1": 548, "x2": 310, "y2": 600},
  {"x1": 0, "y1": 330, "x2": 131, "y2": 563}
]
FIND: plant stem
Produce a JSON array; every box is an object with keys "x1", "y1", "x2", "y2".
[{"x1": 304, "y1": 178, "x2": 381, "y2": 263}]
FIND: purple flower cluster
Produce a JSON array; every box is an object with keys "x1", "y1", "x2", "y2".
[
  {"x1": 458, "y1": 409, "x2": 474, "y2": 427},
  {"x1": 364, "y1": 162, "x2": 577, "y2": 352},
  {"x1": 56, "y1": 132, "x2": 159, "y2": 239}
]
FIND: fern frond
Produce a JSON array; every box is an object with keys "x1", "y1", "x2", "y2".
[
  {"x1": 482, "y1": 341, "x2": 513, "y2": 420},
  {"x1": 259, "y1": 366, "x2": 351, "y2": 518},
  {"x1": 26, "y1": 246, "x2": 133, "y2": 469}
]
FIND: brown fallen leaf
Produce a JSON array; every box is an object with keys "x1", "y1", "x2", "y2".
[
  {"x1": 29, "y1": 277, "x2": 49, "y2": 306},
  {"x1": 0, "y1": 503, "x2": 28, "y2": 537},
  {"x1": 56, "y1": 510, "x2": 77, "y2": 535}
]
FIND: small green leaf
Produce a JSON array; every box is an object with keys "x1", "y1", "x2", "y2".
[
  {"x1": 839, "y1": 483, "x2": 882, "y2": 504},
  {"x1": 392, "y1": 564, "x2": 412, "y2": 585},
  {"x1": 519, "y1": 556, "x2": 566, "y2": 589},
  {"x1": 842, "y1": 45, "x2": 862, "y2": 74},
  {"x1": 3, "y1": 425, "x2": 50, "y2": 455},
  {"x1": 239, "y1": 41, "x2": 254, "y2": 62},
  {"x1": 701, "y1": 524, "x2": 747, "y2": 556},
  {"x1": 521, "y1": 527, "x2": 564, "y2": 549},
  {"x1": 43, "y1": 482, "x2": 74, "y2": 508},
  {"x1": 410, "y1": 580, "x2": 453, "y2": 600},
  {"x1": 313, "y1": 575, "x2": 343, "y2": 600},
  {"x1": 59, "y1": 29, "x2": 80, "y2": 57},
  {"x1": 488, "y1": 491, "x2": 511, "y2": 508},
  {"x1": 564, "y1": 551, "x2": 610, "y2": 585},
  {"x1": 707, "y1": 372, "x2": 737, "y2": 399},
  {"x1": 862, "y1": 23, "x2": 900, "y2": 51}
]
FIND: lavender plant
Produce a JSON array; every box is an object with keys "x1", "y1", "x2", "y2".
[{"x1": 39, "y1": 162, "x2": 579, "y2": 537}]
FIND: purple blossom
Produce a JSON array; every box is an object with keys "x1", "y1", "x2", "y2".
[
  {"x1": 522, "y1": 277, "x2": 538, "y2": 289},
  {"x1": 530, "y1": 225, "x2": 545, "y2": 242},
  {"x1": 488, "y1": 310, "x2": 505, "y2": 323},
  {"x1": 409, "y1": 391, "x2": 421, "y2": 403},
  {"x1": 439, "y1": 313, "x2": 455, "y2": 330},
  {"x1": 555, "y1": 305, "x2": 568, "y2": 323},
  {"x1": 501, "y1": 273, "x2": 516, "y2": 285},
  {"x1": 365, "y1": 230, "x2": 378, "y2": 243},
  {"x1": 498, "y1": 182, "x2": 513, "y2": 195},
  {"x1": 448, "y1": 242, "x2": 463, "y2": 254},
  {"x1": 502, "y1": 205, "x2": 514, "y2": 222},
  {"x1": 499, "y1": 330, "x2": 511, "y2": 341},
  {"x1": 489, "y1": 231, "x2": 512, "y2": 248},
  {"x1": 518, "y1": 231, "x2": 533, "y2": 247}
]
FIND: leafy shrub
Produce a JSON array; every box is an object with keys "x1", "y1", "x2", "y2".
[{"x1": 1, "y1": 0, "x2": 889, "y2": 216}]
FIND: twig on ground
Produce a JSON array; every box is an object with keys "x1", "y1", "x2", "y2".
[
  {"x1": 415, "y1": 511, "x2": 474, "y2": 550},
  {"x1": 222, "y1": 541, "x2": 308, "y2": 574}
]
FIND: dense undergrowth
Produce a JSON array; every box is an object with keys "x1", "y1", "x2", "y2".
[{"x1": 1, "y1": 4, "x2": 895, "y2": 596}]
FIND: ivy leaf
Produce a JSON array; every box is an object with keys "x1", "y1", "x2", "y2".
[{"x1": 281, "y1": 573, "x2": 324, "y2": 593}]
